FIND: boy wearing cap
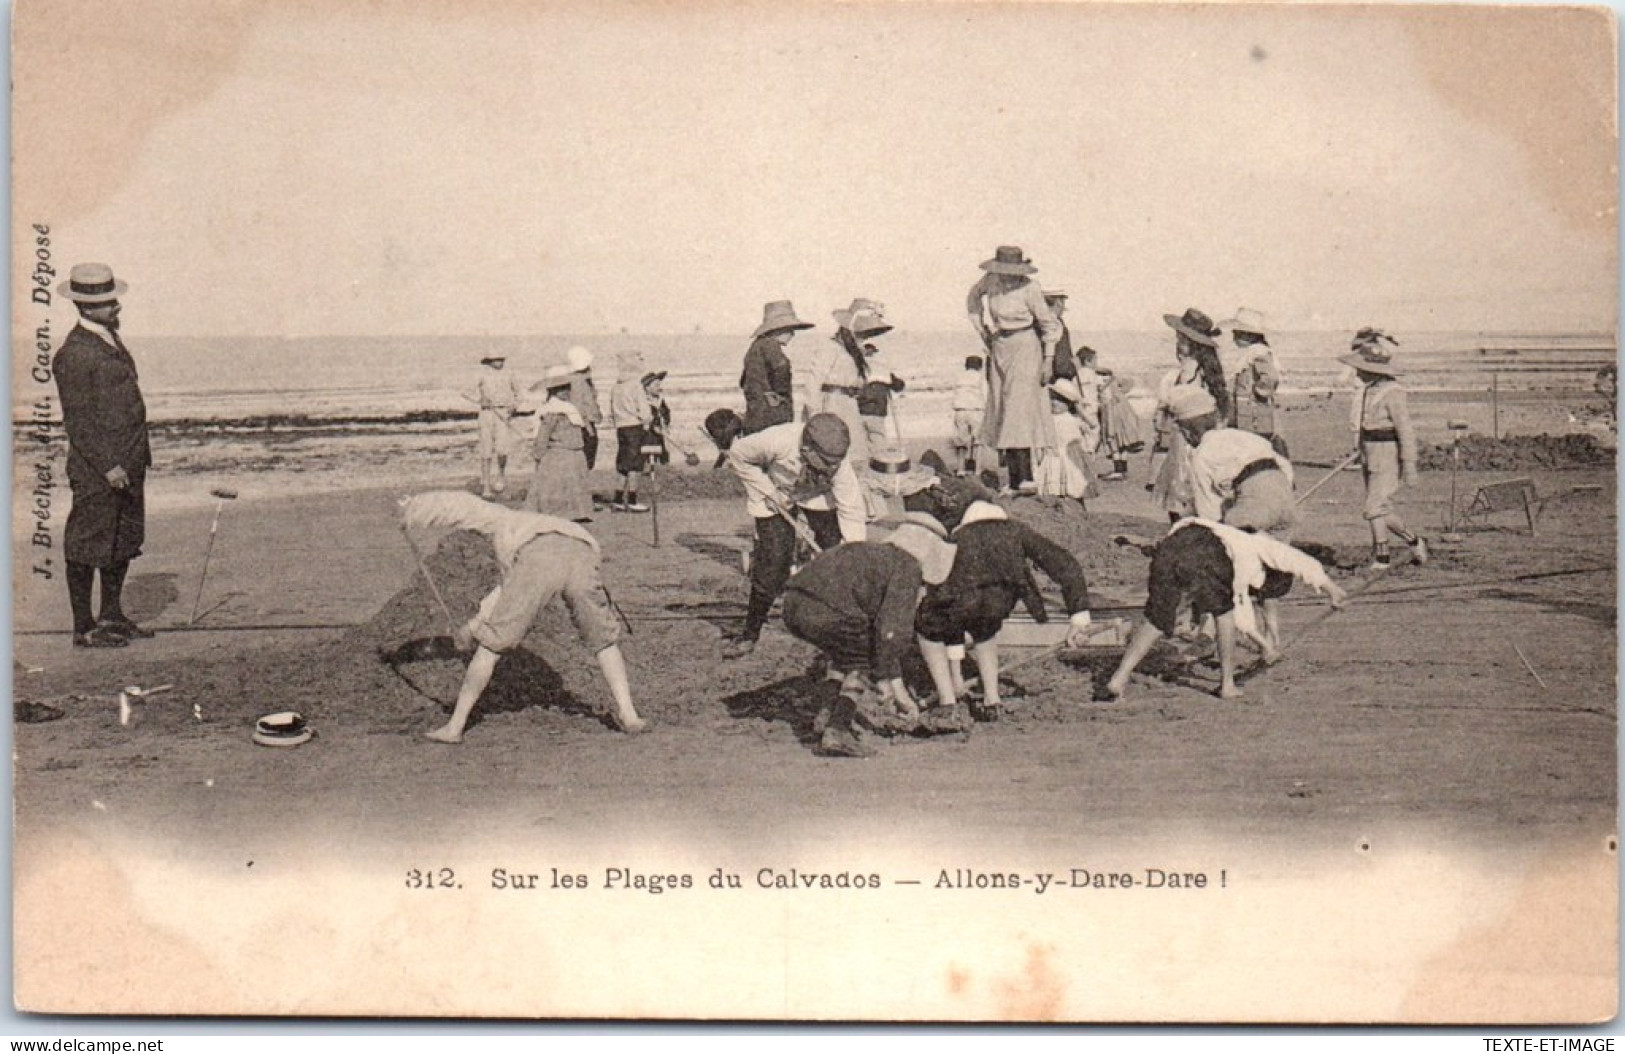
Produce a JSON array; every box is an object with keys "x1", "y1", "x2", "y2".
[
  {"x1": 915, "y1": 491, "x2": 1094, "y2": 714},
  {"x1": 1341, "y1": 330, "x2": 1428, "y2": 570},
  {"x1": 1102, "y1": 518, "x2": 1347, "y2": 701},
  {"x1": 781, "y1": 513, "x2": 957, "y2": 756},
  {"x1": 401, "y1": 491, "x2": 646, "y2": 743},
  {"x1": 705, "y1": 410, "x2": 869, "y2": 658},
  {"x1": 609, "y1": 355, "x2": 654, "y2": 513}
]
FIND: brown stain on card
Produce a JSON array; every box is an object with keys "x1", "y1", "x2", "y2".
[
  {"x1": 13, "y1": 0, "x2": 259, "y2": 223},
  {"x1": 993, "y1": 942, "x2": 1065, "y2": 1021},
  {"x1": 1397, "y1": 842, "x2": 1618, "y2": 1023},
  {"x1": 1402, "y1": 6, "x2": 1617, "y2": 235}
]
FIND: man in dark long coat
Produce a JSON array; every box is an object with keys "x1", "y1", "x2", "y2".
[{"x1": 52, "y1": 263, "x2": 154, "y2": 647}]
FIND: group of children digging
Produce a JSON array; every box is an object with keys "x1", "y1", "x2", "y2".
[{"x1": 418, "y1": 328, "x2": 1421, "y2": 753}]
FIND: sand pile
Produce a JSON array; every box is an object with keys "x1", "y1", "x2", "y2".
[
  {"x1": 16, "y1": 495, "x2": 1175, "y2": 752},
  {"x1": 1418, "y1": 433, "x2": 1615, "y2": 472}
]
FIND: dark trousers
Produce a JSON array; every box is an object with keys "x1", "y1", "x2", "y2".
[
  {"x1": 782, "y1": 590, "x2": 870, "y2": 675},
  {"x1": 742, "y1": 508, "x2": 843, "y2": 640},
  {"x1": 1002, "y1": 448, "x2": 1034, "y2": 488},
  {"x1": 67, "y1": 559, "x2": 130, "y2": 634}
]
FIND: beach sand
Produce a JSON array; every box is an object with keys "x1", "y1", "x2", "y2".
[{"x1": 10, "y1": 392, "x2": 1617, "y2": 1021}]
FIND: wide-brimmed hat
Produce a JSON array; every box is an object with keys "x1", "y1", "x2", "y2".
[
  {"x1": 1166, "y1": 385, "x2": 1219, "y2": 422},
  {"x1": 58, "y1": 262, "x2": 127, "y2": 304},
  {"x1": 848, "y1": 310, "x2": 892, "y2": 339},
  {"x1": 1338, "y1": 331, "x2": 1401, "y2": 377},
  {"x1": 617, "y1": 349, "x2": 646, "y2": 372},
  {"x1": 253, "y1": 711, "x2": 313, "y2": 748},
  {"x1": 1163, "y1": 308, "x2": 1221, "y2": 348},
  {"x1": 832, "y1": 298, "x2": 888, "y2": 330},
  {"x1": 753, "y1": 300, "x2": 815, "y2": 339},
  {"x1": 800, "y1": 413, "x2": 851, "y2": 462},
  {"x1": 538, "y1": 361, "x2": 579, "y2": 385},
  {"x1": 641, "y1": 371, "x2": 668, "y2": 386},
  {"x1": 564, "y1": 345, "x2": 594, "y2": 373},
  {"x1": 979, "y1": 246, "x2": 1037, "y2": 276},
  {"x1": 875, "y1": 513, "x2": 957, "y2": 585},
  {"x1": 480, "y1": 355, "x2": 507, "y2": 366},
  {"x1": 1048, "y1": 377, "x2": 1082, "y2": 406},
  {"x1": 1220, "y1": 307, "x2": 1270, "y2": 344}
]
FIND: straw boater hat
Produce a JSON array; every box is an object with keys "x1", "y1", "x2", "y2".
[
  {"x1": 1220, "y1": 307, "x2": 1269, "y2": 345},
  {"x1": 1338, "y1": 329, "x2": 1401, "y2": 377},
  {"x1": 752, "y1": 300, "x2": 815, "y2": 339},
  {"x1": 253, "y1": 711, "x2": 313, "y2": 748},
  {"x1": 564, "y1": 345, "x2": 594, "y2": 373},
  {"x1": 1044, "y1": 288, "x2": 1069, "y2": 302},
  {"x1": 617, "y1": 349, "x2": 646, "y2": 372},
  {"x1": 1165, "y1": 385, "x2": 1220, "y2": 422},
  {"x1": 1163, "y1": 307, "x2": 1221, "y2": 348},
  {"x1": 58, "y1": 262, "x2": 127, "y2": 303},
  {"x1": 980, "y1": 246, "x2": 1037, "y2": 276},
  {"x1": 863, "y1": 444, "x2": 937, "y2": 497},
  {"x1": 874, "y1": 511, "x2": 957, "y2": 586}
]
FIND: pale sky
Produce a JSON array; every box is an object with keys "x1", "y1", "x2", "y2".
[{"x1": 11, "y1": 0, "x2": 1618, "y2": 337}]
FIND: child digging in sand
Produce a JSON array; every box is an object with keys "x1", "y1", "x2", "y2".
[
  {"x1": 1101, "y1": 518, "x2": 1346, "y2": 701},
  {"x1": 401, "y1": 490, "x2": 646, "y2": 742}
]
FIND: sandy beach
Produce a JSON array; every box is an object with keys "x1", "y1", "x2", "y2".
[{"x1": 10, "y1": 388, "x2": 1617, "y2": 1020}]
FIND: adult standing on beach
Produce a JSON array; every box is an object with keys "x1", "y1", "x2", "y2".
[
  {"x1": 966, "y1": 246, "x2": 1062, "y2": 494},
  {"x1": 740, "y1": 300, "x2": 813, "y2": 435},
  {"x1": 468, "y1": 354, "x2": 519, "y2": 498},
  {"x1": 816, "y1": 298, "x2": 891, "y2": 465},
  {"x1": 1340, "y1": 330, "x2": 1429, "y2": 570},
  {"x1": 52, "y1": 263, "x2": 153, "y2": 648},
  {"x1": 1151, "y1": 308, "x2": 1231, "y2": 521}
]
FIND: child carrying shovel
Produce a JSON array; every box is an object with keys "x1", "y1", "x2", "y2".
[{"x1": 401, "y1": 491, "x2": 646, "y2": 742}]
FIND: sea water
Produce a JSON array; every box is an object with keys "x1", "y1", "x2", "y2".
[{"x1": 11, "y1": 329, "x2": 1612, "y2": 440}]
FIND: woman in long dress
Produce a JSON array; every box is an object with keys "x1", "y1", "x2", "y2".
[
  {"x1": 966, "y1": 246, "x2": 1062, "y2": 494},
  {"x1": 526, "y1": 371, "x2": 593, "y2": 522}
]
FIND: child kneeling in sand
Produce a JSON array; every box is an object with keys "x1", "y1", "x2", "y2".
[
  {"x1": 781, "y1": 512, "x2": 958, "y2": 757},
  {"x1": 1102, "y1": 518, "x2": 1346, "y2": 701},
  {"x1": 401, "y1": 491, "x2": 646, "y2": 742}
]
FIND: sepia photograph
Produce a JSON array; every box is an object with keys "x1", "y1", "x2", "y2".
[{"x1": 8, "y1": 0, "x2": 1619, "y2": 1023}]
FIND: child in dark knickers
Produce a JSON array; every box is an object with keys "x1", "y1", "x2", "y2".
[
  {"x1": 915, "y1": 492, "x2": 1094, "y2": 715},
  {"x1": 782, "y1": 513, "x2": 958, "y2": 757},
  {"x1": 1102, "y1": 518, "x2": 1346, "y2": 701}
]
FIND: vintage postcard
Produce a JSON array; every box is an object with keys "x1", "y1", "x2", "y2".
[{"x1": 9, "y1": 0, "x2": 1618, "y2": 1022}]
